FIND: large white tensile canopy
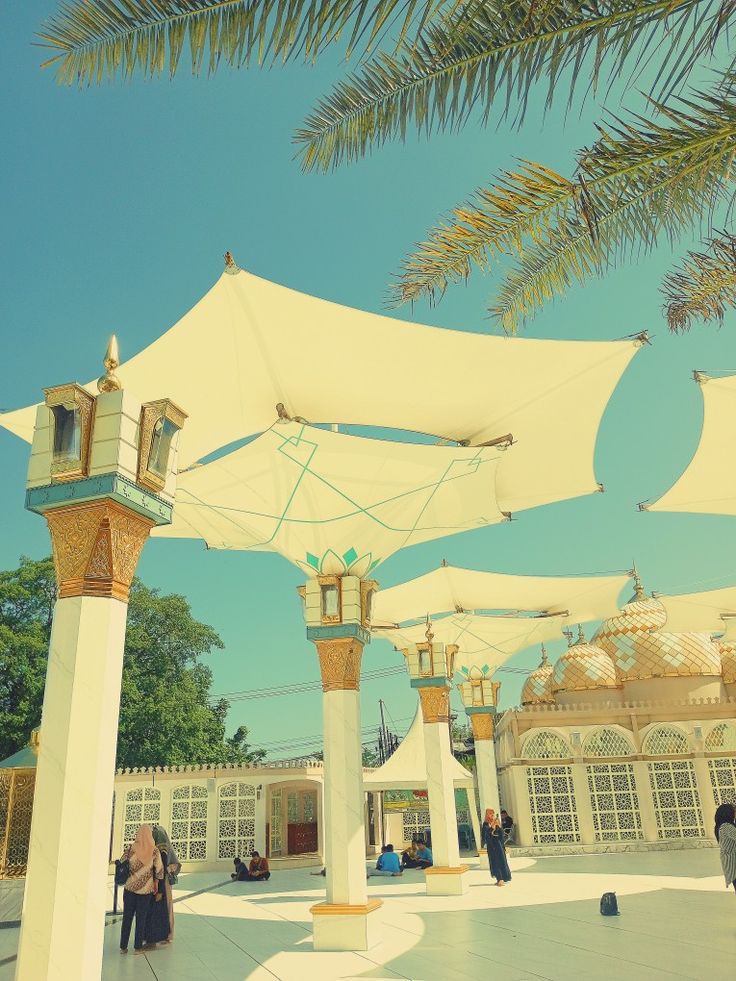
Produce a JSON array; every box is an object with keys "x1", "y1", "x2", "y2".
[
  {"x1": 372, "y1": 564, "x2": 629, "y2": 626},
  {"x1": 648, "y1": 373, "x2": 736, "y2": 515},
  {"x1": 364, "y1": 707, "x2": 473, "y2": 792},
  {"x1": 373, "y1": 612, "x2": 565, "y2": 673},
  {"x1": 0, "y1": 267, "x2": 641, "y2": 513},
  {"x1": 655, "y1": 584, "x2": 736, "y2": 634},
  {"x1": 154, "y1": 421, "x2": 507, "y2": 575}
]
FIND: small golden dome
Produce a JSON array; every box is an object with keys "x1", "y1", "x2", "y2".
[
  {"x1": 718, "y1": 640, "x2": 736, "y2": 684},
  {"x1": 521, "y1": 646, "x2": 555, "y2": 705},
  {"x1": 551, "y1": 627, "x2": 619, "y2": 693}
]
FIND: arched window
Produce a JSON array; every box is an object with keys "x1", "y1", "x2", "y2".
[
  {"x1": 123, "y1": 787, "x2": 161, "y2": 846},
  {"x1": 583, "y1": 728, "x2": 634, "y2": 758},
  {"x1": 523, "y1": 730, "x2": 570, "y2": 760},
  {"x1": 705, "y1": 722, "x2": 736, "y2": 752},
  {"x1": 642, "y1": 725, "x2": 689, "y2": 756},
  {"x1": 218, "y1": 782, "x2": 257, "y2": 859},
  {"x1": 170, "y1": 785, "x2": 208, "y2": 861}
]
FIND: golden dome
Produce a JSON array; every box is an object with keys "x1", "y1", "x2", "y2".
[
  {"x1": 521, "y1": 646, "x2": 555, "y2": 705},
  {"x1": 718, "y1": 640, "x2": 736, "y2": 684},
  {"x1": 605, "y1": 631, "x2": 722, "y2": 681},
  {"x1": 551, "y1": 627, "x2": 619, "y2": 693}
]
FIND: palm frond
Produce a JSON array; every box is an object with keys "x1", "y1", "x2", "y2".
[
  {"x1": 392, "y1": 76, "x2": 736, "y2": 329},
  {"x1": 662, "y1": 231, "x2": 736, "y2": 330},
  {"x1": 38, "y1": 0, "x2": 441, "y2": 84},
  {"x1": 296, "y1": 0, "x2": 732, "y2": 172}
]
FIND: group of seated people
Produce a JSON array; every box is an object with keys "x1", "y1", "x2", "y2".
[
  {"x1": 231, "y1": 851, "x2": 271, "y2": 881},
  {"x1": 367, "y1": 838, "x2": 434, "y2": 877}
]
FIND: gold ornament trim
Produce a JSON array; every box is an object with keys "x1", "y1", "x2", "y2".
[
  {"x1": 315, "y1": 637, "x2": 364, "y2": 691},
  {"x1": 310, "y1": 900, "x2": 383, "y2": 915},
  {"x1": 46, "y1": 499, "x2": 153, "y2": 602},
  {"x1": 469, "y1": 713, "x2": 494, "y2": 742},
  {"x1": 418, "y1": 686, "x2": 450, "y2": 724},
  {"x1": 424, "y1": 865, "x2": 470, "y2": 876}
]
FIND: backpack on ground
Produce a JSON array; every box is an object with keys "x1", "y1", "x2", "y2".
[{"x1": 600, "y1": 891, "x2": 619, "y2": 916}]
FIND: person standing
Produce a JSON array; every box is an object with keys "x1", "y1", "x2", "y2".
[
  {"x1": 119, "y1": 824, "x2": 164, "y2": 954},
  {"x1": 481, "y1": 808, "x2": 512, "y2": 887},
  {"x1": 146, "y1": 825, "x2": 181, "y2": 945},
  {"x1": 715, "y1": 803, "x2": 736, "y2": 895}
]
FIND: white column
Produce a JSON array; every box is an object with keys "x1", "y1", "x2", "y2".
[
  {"x1": 632, "y1": 760, "x2": 659, "y2": 842},
  {"x1": 692, "y1": 755, "x2": 718, "y2": 830},
  {"x1": 570, "y1": 763, "x2": 596, "y2": 845},
  {"x1": 254, "y1": 787, "x2": 268, "y2": 857},
  {"x1": 474, "y1": 737, "x2": 501, "y2": 816},
  {"x1": 16, "y1": 595, "x2": 129, "y2": 981},
  {"x1": 509, "y1": 766, "x2": 534, "y2": 845},
  {"x1": 465, "y1": 785, "x2": 482, "y2": 856}
]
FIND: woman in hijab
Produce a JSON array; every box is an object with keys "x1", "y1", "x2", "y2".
[
  {"x1": 119, "y1": 824, "x2": 164, "y2": 954},
  {"x1": 714, "y1": 802, "x2": 736, "y2": 895},
  {"x1": 146, "y1": 825, "x2": 181, "y2": 945},
  {"x1": 481, "y1": 808, "x2": 512, "y2": 887}
]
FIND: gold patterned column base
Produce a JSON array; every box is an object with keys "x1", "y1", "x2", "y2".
[
  {"x1": 469, "y1": 713, "x2": 494, "y2": 741},
  {"x1": 46, "y1": 499, "x2": 153, "y2": 603},
  {"x1": 418, "y1": 686, "x2": 450, "y2": 723},
  {"x1": 315, "y1": 637, "x2": 365, "y2": 692}
]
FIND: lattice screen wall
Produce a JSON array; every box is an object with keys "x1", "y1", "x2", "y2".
[
  {"x1": 170, "y1": 785, "x2": 208, "y2": 861},
  {"x1": 523, "y1": 731, "x2": 571, "y2": 760},
  {"x1": 218, "y1": 782, "x2": 257, "y2": 859},
  {"x1": 526, "y1": 766, "x2": 581, "y2": 843},
  {"x1": 402, "y1": 809, "x2": 431, "y2": 841},
  {"x1": 647, "y1": 761, "x2": 705, "y2": 839},
  {"x1": 0, "y1": 771, "x2": 35, "y2": 878},
  {"x1": 123, "y1": 787, "x2": 161, "y2": 847},
  {"x1": 583, "y1": 728, "x2": 633, "y2": 758},
  {"x1": 586, "y1": 763, "x2": 643, "y2": 841},
  {"x1": 270, "y1": 791, "x2": 283, "y2": 857},
  {"x1": 705, "y1": 723, "x2": 736, "y2": 752},
  {"x1": 708, "y1": 757, "x2": 736, "y2": 805}
]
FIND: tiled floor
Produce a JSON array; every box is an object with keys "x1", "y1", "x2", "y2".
[{"x1": 1, "y1": 851, "x2": 734, "y2": 980}]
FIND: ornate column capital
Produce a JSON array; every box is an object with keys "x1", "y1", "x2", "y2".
[
  {"x1": 418, "y1": 686, "x2": 450, "y2": 724},
  {"x1": 468, "y1": 712, "x2": 494, "y2": 741},
  {"x1": 314, "y1": 636, "x2": 365, "y2": 692},
  {"x1": 45, "y1": 499, "x2": 154, "y2": 602}
]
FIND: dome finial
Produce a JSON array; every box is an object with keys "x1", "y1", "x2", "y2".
[
  {"x1": 563, "y1": 626, "x2": 575, "y2": 647},
  {"x1": 577, "y1": 623, "x2": 586, "y2": 644},
  {"x1": 540, "y1": 643, "x2": 549, "y2": 666},
  {"x1": 631, "y1": 564, "x2": 646, "y2": 601},
  {"x1": 97, "y1": 335, "x2": 121, "y2": 393}
]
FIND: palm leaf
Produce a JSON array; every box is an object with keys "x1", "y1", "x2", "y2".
[
  {"x1": 296, "y1": 0, "x2": 732, "y2": 172},
  {"x1": 38, "y1": 0, "x2": 441, "y2": 84},
  {"x1": 662, "y1": 231, "x2": 736, "y2": 330}
]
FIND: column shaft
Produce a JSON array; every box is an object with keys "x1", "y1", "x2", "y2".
[
  {"x1": 474, "y1": 738, "x2": 501, "y2": 817},
  {"x1": 423, "y1": 721, "x2": 461, "y2": 868}
]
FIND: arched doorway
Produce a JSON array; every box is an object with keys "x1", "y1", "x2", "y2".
[{"x1": 267, "y1": 780, "x2": 321, "y2": 859}]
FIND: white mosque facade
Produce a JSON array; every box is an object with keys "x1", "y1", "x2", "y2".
[{"x1": 496, "y1": 586, "x2": 736, "y2": 850}]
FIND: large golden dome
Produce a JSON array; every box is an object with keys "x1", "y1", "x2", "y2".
[
  {"x1": 521, "y1": 646, "x2": 555, "y2": 705},
  {"x1": 604, "y1": 630, "x2": 722, "y2": 681},
  {"x1": 593, "y1": 582, "x2": 668, "y2": 659},
  {"x1": 551, "y1": 627, "x2": 619, "y2": 693}
]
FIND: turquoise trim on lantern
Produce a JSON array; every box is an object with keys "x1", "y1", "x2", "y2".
[
  {"x1": 25, "y1": 474, "x2": 173, "y2": 526},
  {"x1": 410, "y1": 676, "x2": 450, "y2": 689},
  {"x1": 306, "y1": 623, "x2": 371, "y2": 646},
  {"x1": 464, "y1": 705, "x2": 497, "y2": 715}
]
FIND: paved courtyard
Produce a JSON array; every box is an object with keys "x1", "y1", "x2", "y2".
[{"x1": 1, "y1": 851, "x2": 734, "y2": 980}]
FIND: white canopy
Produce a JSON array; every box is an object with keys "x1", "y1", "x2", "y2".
[
  {"x1": 154, "y1": 421, "x2": 506, "y2": 575},
  {"x1": 656, "y1": 584, "x2": 736, "y2": 634},
  {"x1": 372, "y1": 564, "x2": 629, "y2": 625},
  {"x1": 373, "y1": 611, "x2": 566, "y2": 672},
  {"x1": 363, "y1": 706, "x2": 473, "y2": 791},
  {"x1": 648, "y1": 374, "x2": 736, "y2": 515},
  {"x1": 0, "y1": 267, "x2": 641, "y2": 513}
]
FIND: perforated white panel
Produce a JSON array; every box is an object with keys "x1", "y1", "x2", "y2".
[
  {"x1": 708, "y1": 757, "x2": 736, "y2": 805},
  {"x1": 123, "y1": 787, "x2": 161, "y2": 847},
  {"x1": 526, "y1": 765, "x2": 581, "y2": 843},
  {"x1": 170, "y1": 785, "x2": 209, "y2": 861},
  {"x1": 586, "y1": 763, "x2": 643, "y2": 841},
  {"x1": 647, "y1": 761, "x2": 704, "y2": 839}
]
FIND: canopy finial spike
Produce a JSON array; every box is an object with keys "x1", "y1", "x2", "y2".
[
  {"x1": 224, "y1": 251, "x2": 239, "y2": 274},
  {"x1": 97, "y1": 334, "x2": 121, "y2": 393},
  {"x1": 425, "y1": 613, "x2": 434, "y2": 646},
  {"x1": 563, "y1": 626, "x2": 574, "y2": 647}
]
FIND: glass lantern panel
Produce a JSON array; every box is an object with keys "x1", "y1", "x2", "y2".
[
  {"x1": 320, "y1": 584, "x2": 339, "y2": 619},
  {"x1": 418, "y1": 649, "x2": 432, "y2": 676},
  {"x1": 364, "y1": 588, "x2": 374, "y2": 624},
  {"x1": 148, "y1": 416, "x2": 179, "y2": 480},
  {"x1": 51, "y1": 404, "x2": 81, "y2": 463},
  {"x1": 472, "y1": 684, "x2": 483, "y2": 706}
]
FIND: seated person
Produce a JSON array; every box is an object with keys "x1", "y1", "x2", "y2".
[
  {"x1": 400, "y1": 837, "x2": 422, "y2": 869},
  {"x1": 415, "y1": 842, "x2": 433, "y2": 869},
  {"x1": 231, "y1": 857, "x2": 248, "y2": 881},
  {"x1": 368, "y1": 844, "x2": 402, "y2": 877},
  {"x1": 247, "y1": 851, "x2": 271, "y2": 881},
  {"x1": 501, "y1": 809, "x2": 515, "y2": 844}
]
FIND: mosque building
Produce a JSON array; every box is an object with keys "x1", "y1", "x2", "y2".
[{"x1": 496, "y1": 578, "x2": 736, "y2": 850}]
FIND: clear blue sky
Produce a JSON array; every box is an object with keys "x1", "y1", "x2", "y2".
[{"x1": 1, "y1": 4, "x2": 734, "y2": 758}]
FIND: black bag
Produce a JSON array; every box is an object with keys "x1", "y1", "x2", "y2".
[
  {"x1": 114, "y1": 858, "x2": 130, "y2": 886},
  {"x1": 600, "y1": 891, "x2": 619, "y2": 916}
]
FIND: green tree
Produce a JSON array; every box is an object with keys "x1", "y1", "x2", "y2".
[
  {"x1": 0, "y1": 556, "x2": 263, "y2": 768},
  {"x1": 38, "y1": 0, "x2": 736, "y2": 331}
]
